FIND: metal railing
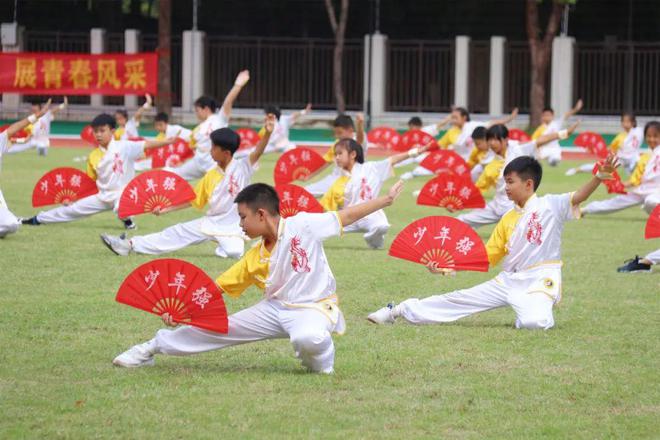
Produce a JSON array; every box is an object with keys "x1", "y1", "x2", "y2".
[
  {"x1": 142, "y1": 34, "x2": 183, "y2": 107},
  {"x1": 468, "y1": 40, "x2": 490, "y2": 113},
  {"x1": 504, "y1": 41, "x2": 551, "y2": 113},
  {"x1": 574, "y1": 42, "x2": 660, "y2": 115},
  {"x1": 386, "y1": 40, "x2": 454, "y2": 112},
  {"x1": 205, "y1": 36, "x2": 364, "y2": 110}
]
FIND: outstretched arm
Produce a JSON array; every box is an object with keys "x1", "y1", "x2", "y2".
[
  {"x1": 50, "y1": 97, "x2": 68, "y2": 116},
  {"x1": 563, "y1": 99, "x2": 583, "y2": 120},
  {"x1": 289, "y1": 103, "x2": 312, "y2": 125},
  {"x1": 338, "y1": 180, "x2": 403, "y2": 227},
  {"x1": 572, "y1": 153, "x2": 619, "y2": 206},
  {"x1": 249, "y1": 114, "x2": 276, "y2": 166},
  {"x1": 535, "y1": 120, "x2": 580, "y2": 148},
  {"x1": 433, "y1": 114, "x2": 452, "y2": 132},
  {"x1": 356, "y1": 113, "x2": 365, "y2": 146},
  {"x1": 143, "y1": 137, "x2": 177, "y2": 151},
  {"x1": 5, "y1": 99, "x2": 51, "y2": 140},
  {"x1": 219, "y1": 70, "x2": 250, "y2": 119},
  {"x1": 388, "y1": 140, "x2": 434, "y2": 166},
  {"x1": 487, "y1": 107, "x2": 519, "y2": 128},
  {"x1": 133, "y1": 94, "x2": 153, "y2": 123}
]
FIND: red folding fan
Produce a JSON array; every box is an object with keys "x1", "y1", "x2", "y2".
[
  {"x1": 276, "y1": 184, "x2": 324, "y2": 218},
  {"x1": 118, "y1": 170, "x2": 195, "y2": 218},
  {"x1": 80, "y1": 125, "x2": 97, "y2": 146},
  {"x1": 419, "y1": 150, "x2": 471, "y2": 178},
  {"x1": 0, "y1": 125, "x2": 30, "y2": 143},
  {"x1": 367, "y1": 126, "x2": 401, "y2": 150},
  {"x1": 645, "y1": 205, "x2": 660, "y2": 240},
  {"x1": 116, "y1": 258, "x2": 228, "y2": 333},
  {"x1": 389, "y1": 216, "x2": 489, "y2": 272},
  {"x1": 398, "y1": 129, "x2": 436, "y2": 152},
  {"x1": 273, "y1": 147, "x2": 326, "y2": 185},
  {"x1": 417, "y1": 174, "x2": 485, "y2": 211},
  {"x1": 236, "y1": 127, "x2": 260, "y2": 150},
  {"x1": 146, "y1": 138, "x2": 194, "y2": 168},
  {"x1": 508, "y1": 128, "x2": 531, "y2": 143},
  {"x1": 591, "y1": 162, "x2": 627, "y2": 195},
  {"x1": 32, "y1": 167, "x2": 98, "y2": 207},
  {"x1": 574, "y1": 131, "x2": 608, "y2": 158}
]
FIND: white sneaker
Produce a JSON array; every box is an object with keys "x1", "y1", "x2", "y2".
[
  {"x1": 112, "y1": 340, "x2": 157, "y2": 368},
  {"x1": 412, "y1": 189, "x2": 421, "y2": 198},
  {"x1": 364, "y1": 225, "x2": 389, "y2": 249},
  {"x1": 367, "y1": 303, "x2": 397, "y2": 325},
  {"x1": 100, "y1": 233, "x2": 131, "y2": 256},
  {"x1": 401, "y1": 172, "x2": 414, "y2": 181},
  {"x1": 565, "y1": 167, "x2": 578, "y2": 176}
]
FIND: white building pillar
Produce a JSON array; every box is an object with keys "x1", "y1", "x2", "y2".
[
  {"x1": 90, "y1": 28, "x2": 106, "y2": 108},
  {"x1": 124, "y1": 29, "x2": 140, "y2": 108},
  {"x1": 363, "y1": 33, "x2": 388, "y2": 119},
  {"x1": 488, "y1": 36, "x2": 506, "y2": 115},
  {"x1": 551, "y1": 36, "x2": 575, "y2": 116},
  {"x1": 182, "y1": 30, "x2": 205, "y2": 111},
  {"x1": 1, "y1": 23, "x2": 25, "y2": 115},
  {"x1": 454, "y1": 36, "x2": 470, "y2": 108}
]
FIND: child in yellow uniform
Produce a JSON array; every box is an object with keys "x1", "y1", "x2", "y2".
[
  {"x1": 368, "y1": 154, "x2": 618, "y2": 329},
  {"x1": 113, "y1": 94, "x2": 152, "y2": 140},
  {"x1": 531, "y1": 99, "x2": 582, "y2": 166},
  {"x1": 101, "y1": 118, "x2": 275, "y2": 259},
  {"x1": 112, "y1": 180, "x2": 404, "y2": 372}
]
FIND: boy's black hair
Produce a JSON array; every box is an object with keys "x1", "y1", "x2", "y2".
[
  {"x1": 644, "y1": 120, "x2": 660, "y2": 136},
  {"x1": 194, "y1": 95, "x2": 219, "y2": 112},
  {"x1": 210, "y1": 127, "x2": 240, "y2": 155},
  {"x1": 542, "y1": 107, "x2": 555, "y2": 114},
  {"x1": 453, "y1": 106, "x2": 470, "y2": 122},
  {"x1": 91, "y1": 113, "x2": 117, "y2": 129},
  {"x1": 335, "y1": 138, "x2": 365, "y2": 164},
  {"x1": 115, "y1": 109, "x2": 128, "y2": 119},
  {"x1": 503, "y1": 156, "x2": 543, "y2": 190},
  {"x1": 408, "y1": 116, "x2": 423, "y2": 127},
  {"x1": 264, "y1": 105, "x2": 281, "y2": 120},
  {"x1": 154, "y1": 112, "x2": 169, "y2": 123},
  {"x1": 486, "y1": 124, "x2": 509, "y2": 141},
  {"x1": 333, "y1": 114, "x2": 355, "y2": 130},
  {"x1": 622, "y1": 112, "x2": 637, "y2": 127},
  {"x1": 235, "y1": 183, "x2": 280, "y2": 216},
  {"x1": 471, "y1": 126, "x2": 487, "y2": 140}
]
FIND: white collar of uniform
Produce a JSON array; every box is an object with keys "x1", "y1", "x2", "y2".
[
  {"x1": 514, "y1": 193, "x2": 538, "y2": 213},
  {"x1": 344, "y1": 162, "x2": 362, "y2": 177}
]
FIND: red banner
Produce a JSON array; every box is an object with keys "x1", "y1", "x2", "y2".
[{"x1": 0, "y1": 52, "x2": 158, "y2": 95}]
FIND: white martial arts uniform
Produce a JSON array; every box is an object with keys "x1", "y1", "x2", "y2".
[
  {"x1": 582, "y1": 147, "x2": 660, "y2": 215},
  {"x1": 457, "y1": 140, "x2": 537, "y2": 228},
  {"x1": 8, "y1": 110, "x2": 53, "y2": 155},
  {"x1": 645, "y1": 248, "x2": 660, "y2": 265},
  {"x1": 321, "y1": 159, "x2": 393, "y2": 248},
  {"x1": 115, "y1": 117, "x2": 140, "y2": 141},
  {"x1": 235, "y1": 115, "x2": 297, "y2": 159},
  {"x1": 395, "y1": 124, "x2": 440, "y2": 169},
  {"x1": 134, "y1": 123, "x2": 194, "y2": 171},
  {"x1": 533, "y1": 118, "x2": 563, "y2": 164},
  {"x1": 35, "y1": 139, "x2": 146, "y2": 224},
  {"x1": 168, "y1": 109, "x2": 229, "y2": 181},
  {"x1": 305, "y1": 135, "x2": 368, "y2": 197},
  {"x1": 617, "y1": 127, "x2": 644, "y2": 174},
  {"x1": 130, "y1": 156, "x2": 256, "y2": 258},
  {"x1": 149, "y1": 211, "x2": 346, "y2": 373},
  {"x1": 0, "y1": 132, "x2": 20, "y2": 238},
  {"x1": 397, "y1": 192, "x2": 580, "y2": 329}
]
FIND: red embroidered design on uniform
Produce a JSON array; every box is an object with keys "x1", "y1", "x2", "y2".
[
  {"x1": 227, "y1": 174, "x2": 239, "y2": 197},
  {"x1": 526, "y1": 212, "x2": 543, "y2": 245},
  {"x1": 290, "y1": 236, "x2": 311, "y2": 273},
  {"x1": 112, "y1": 153, "x2": 124, "y2": 175},
  {"x1": 359, "y1": 177, "x2": 373, "y2": 200}
]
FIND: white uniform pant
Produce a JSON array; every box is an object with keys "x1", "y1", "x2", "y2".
[
  {"x1": 0, "y1": 190, "x2": 19, "y2": 238},
  {"x1": 457, "y1": 198, "x2": 513, "y2": 229},
  {"x1": 130, "y1": 217, "x2": 245, "y2": 258},
  {"x1": 645, "y1": 249, "x2": 660, "y2": 265},
  {"x1": 7, "y1": 139, "x2": 48, "y2": 155},
  {"x1": 343, "y1": 209, "x2": 389, "y2": 249},
  {"x1": 167, "y1": 151, "x2": 215, "y2": 181},
  {"x1": 305, "y1": 167, "x2": 342, "y2": 197},
  {"x1": 537, "y1": 143, "x2": 561, "y2": 164},
  {"x1": 153, "y1": 299, "x2": 337, "y2": 372},
  {"x1": 582, "y1": 192, "x2": 659, "y2": 215},
  {"x1": 36, "y1": 193, "x2": 122, "y2": 223},
  {"x1": 397, "y1": 266, "x2": 562, "y2": 330}
]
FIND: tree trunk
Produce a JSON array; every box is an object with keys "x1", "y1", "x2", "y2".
[
  {"x1": 157, "y1": 0, "x2": 172, "y2": 114},
  {"x1": 526, "y1": 0, "x2": 563, "y2": 127},
  {"x1": 325, "y1": 0, "x2": 349, "y2": 113}
]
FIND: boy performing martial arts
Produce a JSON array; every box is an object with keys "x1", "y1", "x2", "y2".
[
  {"x1": 7, "y1": 97, "x2": 68, "y2": 156},
  {"x1": 531, "y1": 99, "x2": 582, "y2": 166},
  {"x1": 368, "y1": 154, "x2": 618, "y2": 330},
  {"x1": 21, "y1": 114, "x2": 176, "y2": 228},
  {"x1": 112, "y1": 180, "x2": 404, "y2": 373},
  {"x1": 100, "y1": 118, "x2": 274, "y2": 259}
]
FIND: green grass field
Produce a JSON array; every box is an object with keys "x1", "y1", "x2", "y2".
[{"x1": 1, "y1": 147, "x2": 658, "y2": 439}]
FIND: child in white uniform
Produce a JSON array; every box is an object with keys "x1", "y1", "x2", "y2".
[
  {"x1": 0, "y1": 103, "x2": 52, "y2": 237},
  {"x1": 320, "y1": 138, "x2": 431, "y2": 249},
  {"x1": 101, "y1": 119, "x2": 275, "y2": 259},
  {"x1": 368, "y1": 154, "x2": 619, "y2": 329},
  {"x1": 582, "y1": 121, "x2": 660, "y2": 216},
  {"x1": 532, "y1": 99, "x2": 582, "y2": 166},
  {"x1": 21, "y1": 114, "x2": 175, "y2": 227},
  {"x1": 112, "y1": 180, "x2": 404, "y2": 373},
  {"x1": 457, "y1": 122, "x2": 579, "y2": 228},
  {"x1": 134, "y1": 112, "x2": 194, "y2": 171},
  {"x1": 8, "y1": 98, "x2": 68, "y2": 156},
  {"x1": 168, "y1": 71, "x2": 250, "y2": 181},
  {"x1": 113, "y1": 94, "x2": 152, "y2": 141}
]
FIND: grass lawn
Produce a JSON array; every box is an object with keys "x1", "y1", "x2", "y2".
[{"x1": 1, "y1": 146, "x2": 658, "y2": 439}]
